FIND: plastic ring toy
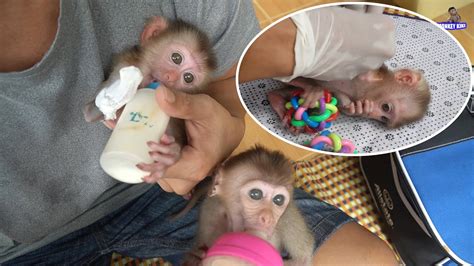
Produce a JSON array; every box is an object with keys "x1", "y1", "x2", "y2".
[
  {"x1": 309, "y1": 130, "x2": 357, "y2": 154},
  {"x1": 284, "y1": 90, "x2": 339, "y2": 132}
]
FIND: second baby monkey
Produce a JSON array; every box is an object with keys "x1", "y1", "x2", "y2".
[
  {"x1": 84, "y1": 16, "x2": 217, "y2": 182},
  {"x1": 269, "y1": 65, "x2": 430, "y2": 131}
]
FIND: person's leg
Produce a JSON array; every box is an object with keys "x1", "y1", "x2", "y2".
[
  {"x1": 293, "y1": 189, "x2": 398, "y2": 265},
  {"x1": 313, "y1": 222, "x2": 398, "y2": 265},
  {"x1": 93, "y1": 186, "x2": 199, "y2": 264},
  {"x1": 4, "y1": 186, "x2": 199, "y2": 265}
]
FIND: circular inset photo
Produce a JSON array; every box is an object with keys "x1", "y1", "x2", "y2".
[{"x1": 237, "y1": 3, "x2": 472, "y2": 155}]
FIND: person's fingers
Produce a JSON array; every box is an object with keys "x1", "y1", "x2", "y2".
[
  {"x1": 155, "y1": 86, "x2": 215, "y2": 120},
  {"x1": 157, "y1": 179, "x2": 173, "y2": 192},
  {"x1": 159, "y1": 178, "x2": 200, "y2": 196}
]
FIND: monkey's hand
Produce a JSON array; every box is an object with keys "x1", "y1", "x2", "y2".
[
  {"x1": 341, "y1": 99, "x2": 374, "y2": 117},
  {"x1": 268, "y1": 88, "x2": 304, "y2": 135},
  {"x1": 288, "y1": 77, "x2": 324, "y2": 108},
  {"x1": 137, "y1": 134, "x2": 182, "y2": 183}
]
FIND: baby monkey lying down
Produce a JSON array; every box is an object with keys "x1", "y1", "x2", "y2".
[{"x1": 269, "y1": 65, "x2": 430, "y2": 132}]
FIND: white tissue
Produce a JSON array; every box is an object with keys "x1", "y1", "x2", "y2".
[{"x1": 95, "y1": 66, "x2": 144, "y2": 120}]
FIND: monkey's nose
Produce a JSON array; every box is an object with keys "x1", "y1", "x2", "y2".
[
  {"x1": 259, "y1": 213, "x2": 273, "y2": 227},
  {"x1": 165, "y1": 71, "x2": 179, "y2": 82}
]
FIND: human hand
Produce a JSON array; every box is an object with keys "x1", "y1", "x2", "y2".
[{"x1": 149, "y1": 87, "x2": 245, "y2": 195}]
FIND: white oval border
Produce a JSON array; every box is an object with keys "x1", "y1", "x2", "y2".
[{"x1": 236, "y1": 1, "x2": 473, "y2": 157}]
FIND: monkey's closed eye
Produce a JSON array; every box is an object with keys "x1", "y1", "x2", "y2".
[
  {"x1": 171, "y1": 52, "x2": 183, "y2": 65},
  {"x1": 249, "y1": 189, "x2": 263, "y2": 200},
  {"x1": 273, "y1": 194, "x2": 285, "y2": 206},
  {"x1": 382, "y1": 103, "x2": 391, "y2": 113},
  {"x1": 183, "y1": 72, "x2": 194, "y2": 84}
]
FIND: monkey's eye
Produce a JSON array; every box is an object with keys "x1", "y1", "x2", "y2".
[
  {"x1": 171, "y1": 52, "x2": 183, "y2": 65},
  {"x1": 249, "y1": 189, "x2": 263, "y2": 200},
  {"x1": 273, "y1": 194, "x2": 285, "y2": 206},
  {"x1": 183, "y1": 72, "x2": 194, "y2": 84},
  {"x1": 381, "y1": 116, "x2": 389, "y2": 124},
  {"x1": 382, "y1": 103, "x2": 391, "y2": 113}
]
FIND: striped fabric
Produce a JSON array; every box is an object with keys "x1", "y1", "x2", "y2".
[{"x1": 293, "y1": 155, "x2": 389, "y2": 244}]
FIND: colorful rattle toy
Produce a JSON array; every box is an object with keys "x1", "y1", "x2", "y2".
[
  {"x1": 306, "y1": 130, "x2": 357, "y2": 154},
  {"x1": 284, "y1": 90, "x2": 339, "y2": 134},
  {"x1": 283, "y1": 89, "x2": 357, "y2": 153}
]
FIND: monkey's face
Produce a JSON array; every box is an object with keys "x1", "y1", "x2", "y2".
[
  {"x1": 148, "y1": 41, "x2": 208, "y2": 91},
  {"x1": 353, "y1": 68, "x2": 426, "y2": 128},
  {"x1": 238, "y1": 179, "x2": 290, "y2": 239},
  {"x1": 366, "y1": 93, "x2": 409, "y2": 128},
  {"x1": 449, "y1": 9, "x2": 458, "y2": 15}
]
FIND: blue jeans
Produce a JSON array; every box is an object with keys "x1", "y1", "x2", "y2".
[{"x1": 5, "y1": 187, "x2": 354, "y2": 265}]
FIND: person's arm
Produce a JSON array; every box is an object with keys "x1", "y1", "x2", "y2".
[
  {"x1": 240, "y1": 7, "x2": 396, "y2": 83},
  {"x1": 239, "y1": 18, "x2": 296, "y2": 83}
]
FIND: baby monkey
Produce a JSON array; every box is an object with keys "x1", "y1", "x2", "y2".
[
  {"x1": 84, "y1": 16, "x2": 216, "y2": 181},
  {"x1": 269, "y1": 65, "x2": 430, "y2": 131},
  {"x1": 105, "y1": 16, "x2": 216, "y2": 93},
  {"x1": 182, "y1": 146, "x2": 314, "y2": 266}
]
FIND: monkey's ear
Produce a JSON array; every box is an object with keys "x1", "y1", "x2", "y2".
[
  {"x1": 209, "y1": 171, "x2": 224, "y2": 197},
  {"x1": 357, "y1": 69, "x2": 384, "y2": 83},
  {"x1": 140, "y1": 16, "x2": 169, "y2": 44},
  {"x1": 394, "y1": 69, "x2": 421, "y2": 86}
]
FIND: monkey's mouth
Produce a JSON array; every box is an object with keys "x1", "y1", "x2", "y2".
[{"x1": 246, "y1": 226, "x2": 274, "y2": 239}]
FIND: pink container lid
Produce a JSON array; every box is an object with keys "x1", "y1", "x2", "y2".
[{"x1": 205, "y1": 232, "x2": 283, "y2": 266}]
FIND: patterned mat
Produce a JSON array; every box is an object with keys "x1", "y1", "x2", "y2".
[
  {"x1": 111, "y1": 154, "x2": 391, "y2": 265},
  {"x1": 239, "y1": 14, "x2": 472, "y2": 154},
  {"x1": 293, "y1": 154, "x2": 389, "y2": 244}
]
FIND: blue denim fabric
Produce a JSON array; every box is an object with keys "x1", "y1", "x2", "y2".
[{"x1": 5, "y1": 187, "x2": 354, "y2": 265}]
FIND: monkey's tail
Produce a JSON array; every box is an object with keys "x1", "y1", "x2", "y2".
[{"x1": 168, "y1": 176, "x2": 213, "y2": 221}]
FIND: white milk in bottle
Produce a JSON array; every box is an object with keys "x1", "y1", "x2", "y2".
[{"x1": 100, "y1": 88, "x2": 170, "y2": 183}]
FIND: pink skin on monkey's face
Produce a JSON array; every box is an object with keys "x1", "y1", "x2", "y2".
[
  {"x1": 367, "y1": 97, "x2": 407, "y2": 127},
  {"x1": 151, "y1": 42, "x2": 205, "y2": 90},
  {"x1": 239, "y1": 180, "x2": 290, "y2": 239}
]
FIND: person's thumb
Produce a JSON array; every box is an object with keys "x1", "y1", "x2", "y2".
[{"x1": 155, "y1": 86, "x2": 212, "y2": 120}]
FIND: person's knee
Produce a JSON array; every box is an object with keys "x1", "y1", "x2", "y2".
[{"x1": 313, "y1": 222, "x2": 398, "y2": 265}]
